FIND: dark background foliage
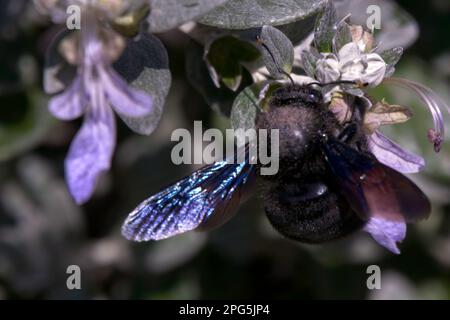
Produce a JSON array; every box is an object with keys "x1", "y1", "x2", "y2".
[{"x1": 0, "y1": 0, "x2": 449, "y2": 299}]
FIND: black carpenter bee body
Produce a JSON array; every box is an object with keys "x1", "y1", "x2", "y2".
[
  {"x1": 255, "y1": 84, "x2": 367, "y2": 243},
  {"x1": 256, "y1": 84, "x2": 342, "y2": 178},
  {"x1": 121, "y1": 82, "x2": 430, "y2": 245}
]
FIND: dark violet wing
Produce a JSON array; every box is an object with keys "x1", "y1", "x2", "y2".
[
  {"x1": 121, "y1": 158, "x2": 256, "y2": 242},
  {"x1": 322, "y1": 137, "x2": 431, "y2": 223}
]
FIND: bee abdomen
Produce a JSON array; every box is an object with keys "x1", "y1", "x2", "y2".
[{"x1": 263, "y1": 179, "x2": 364, "y2": 243}]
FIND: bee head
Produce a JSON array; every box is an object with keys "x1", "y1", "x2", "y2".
[{"x1": 270, "y1": 84, "x2": 324, "y2": 109}]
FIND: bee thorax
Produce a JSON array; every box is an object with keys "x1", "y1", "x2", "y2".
[{"x1": 257, "y1": 106, "x2": 322, "y2": 158}]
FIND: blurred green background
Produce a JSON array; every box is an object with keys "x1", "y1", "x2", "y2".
[{"x1": 0, "y1": 0, "x2": 449, "y2": 299}]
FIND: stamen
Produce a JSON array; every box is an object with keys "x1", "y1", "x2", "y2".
[{"x1": 383, "y1": 77, "x2": 448, "y2": 153}]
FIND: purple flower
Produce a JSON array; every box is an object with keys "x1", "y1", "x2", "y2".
[
  {"x1": 365, "y1": 131, "x2": 424, "y2": 253},
  {"x1": 369, "y1": 131, "x2": 425, "y2": 174},
  {"x1": 48, "y1": 12, "x2": 153, "y2": 204},
  {"x1": 363, "y1": 77, "x2": 449, "y2": 253},
  {"x1": 363, "y1": 217, "x2": 406, "y2": 254}
]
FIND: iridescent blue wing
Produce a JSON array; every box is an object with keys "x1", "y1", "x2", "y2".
[{"x1": 121, "y1": 157, "x2": 256, "y2": 241}]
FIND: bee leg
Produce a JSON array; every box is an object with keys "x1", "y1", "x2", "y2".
[
  {"x1": 338, "y1": 122, "x2": 359, "y2": 143},
  {"x1": 338, "y1": 122, "x2": 369, "y2": 152}
]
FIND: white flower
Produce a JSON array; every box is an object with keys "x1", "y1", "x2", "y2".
[
  {"x1": 315, "y1": 53, "x2": 340, "y2": 83},
  {"x1": 339, "y1": 43, "x2": 386, "y2": 87},
  {"x1": 349, "y1": 25, "x2": 374, "y2": 53},
  {"x1": 315, "y1": 42, "x2": 387, "y2": 88}
]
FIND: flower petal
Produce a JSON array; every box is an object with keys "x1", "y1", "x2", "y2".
[
  {"x1": 316, "y1": 53, "x2": 340, "y2": 83},
  {"x1": 363, "y1": 53, "x2": 386, "y2": 87},
  {"x1": 65, "y1": 103, "x2": 116, "y2": 204},
  {"x1": 99, "y1": 66, "x2": 153, "y2": 118},
  {"x1": 340, "y1": 53, "x2": 386, "y2": 87},
  {"x1": 364, "y1": 101, "x2": 412, "y2": 133},
  {"x1": 329, "y1": 92, "x2": 354, "y2": 123},
  {"x1": 364, "y1": 216, "x2": 406, "y2": 254},
  {"x1": 48, "y1": 76, "x2": 86, "y2": 120},
  {"x1": 349, "y1": 25, "x2": 374, "y2": 52},
  {"x1": 338, "y1": 42, "x2": 361, "y2": 64},
  {"x1": 369, "y1": 131, "x2": 425, "y2": 173}
]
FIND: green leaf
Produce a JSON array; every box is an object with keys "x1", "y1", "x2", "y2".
[
  {"x1": 147, "y1": 0, "x2": 229, "y2": 33},
  {"x1": 43, "y1": 30, "x2": 77, "y2": 95},
  {"x1": 230, "y1": 81, "x2": 281, "y2": 130},
  {"x1": 380, "y1": 47, "x2": 403, "y2": 66},
  {"x1": 276, "y1": 14, "x2": 317, "y2": 45},
  {"x1": 314, "y1": 0, "x2": 337, "y2": 53},
  {"x1": 231, "y1": 85, "x2": 260, "y2": 131},
  {"x1": 206, "y1": 35, "x2": 260, "y2": 91},
  {"x1": 259, "y1": 26, "x2": 294, "y2": 79},
  {"x1": 199, "y1": 0, "x2": 326, "y2": 30},
  {"x1": 0, "y1": 91, "x2": 54, "y2": 162},
  {"x1": 186, "y1": 39, "x2": 252, "y2": 116},
  {"x1": 380, "y1": 47, "x2": 403, "y2": 77},
  {"x1": 333, "y1": 22, "x2": 352, "y2": 52},
  {"x1": 114, "y1": 34, "x2": 171, "y2": 135},
  {"x1": 301, "y1": 50, "x2": 319, "y2": 78}
]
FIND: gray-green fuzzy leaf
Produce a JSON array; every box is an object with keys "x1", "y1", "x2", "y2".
[
  {"x1": 114, "y1": 34, "x2": 171, "y2": 135},
  {"x1": 380, "y1": 47, "x2": 403, "y2": 77},
  {"x1": 199, "y1": 0, "x2": 326, "y2": 30},
  {"x1": 333, "y1": 22, "x2": 352, "y2": 52},
  {"x1": 314, "y1": 0, "x2": 337, "y2": 52},
  {"x1": 301, "y1": 50, "x2": 318, "y2": 78},
  {"x1": 148, "y1": 0, "x2": 228, "y2": 33},
  {"x1": 380, "y1": 47, "x2": 404, "y2": 66},
  {"x1": 231, "y1": 81, "x2": 281, "y2": 130},
  {"x1": 259, "y1": 25, "x2": 294, "y2": 79},
  {"x1": 230, "y1": 85, "x2": 261, "y2": 131}
]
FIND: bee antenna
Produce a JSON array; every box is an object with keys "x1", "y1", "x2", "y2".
[
  {"x1": 307, "y1": 81, "x2": 321, "y2": 87},
  {"x1": 312, "y1": 80, "x2": 367, "y2": 88},
  {"x1": 257, "y1": 36, "x2": 295, "y2": 85}
]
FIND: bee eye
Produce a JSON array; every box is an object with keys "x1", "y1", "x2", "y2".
[{"x1": 305, "y1": 93, "x2": 320, "y2": 104}]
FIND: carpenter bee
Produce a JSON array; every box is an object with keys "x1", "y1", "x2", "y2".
[{"x1": 121, "y1": 82, "x2": 431, "y2": 243}]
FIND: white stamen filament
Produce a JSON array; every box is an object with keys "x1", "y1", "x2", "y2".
[{"x1": 383, "y1": 77, "x2": 448, "y2": 152}]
